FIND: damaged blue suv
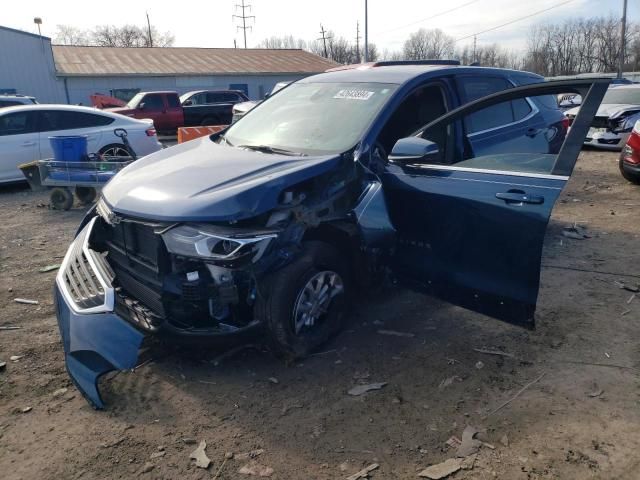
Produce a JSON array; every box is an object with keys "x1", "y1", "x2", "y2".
[{"x1": 54, "y1": 61, "x2": 609, "y2": 408}]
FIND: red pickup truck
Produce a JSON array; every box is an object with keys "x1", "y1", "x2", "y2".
[{"x1": 109, "y1": 90, "x2": 249, "y2": 133}]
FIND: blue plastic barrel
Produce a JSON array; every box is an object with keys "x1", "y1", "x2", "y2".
[{"x1": 49, "y1": 136, "x2": 88, "y2": 162}]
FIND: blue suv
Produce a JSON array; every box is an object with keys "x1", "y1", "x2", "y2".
[{"x1": 53, "y1": 61, "x2": 608, "y2": 407}]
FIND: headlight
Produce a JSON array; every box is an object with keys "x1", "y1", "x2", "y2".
[
  {"x1": 161, "y1": 224, "x2": 277, "y2": 262},
  {"x1": 611, "y1": 111, "x2": 640, "y2": 134}
]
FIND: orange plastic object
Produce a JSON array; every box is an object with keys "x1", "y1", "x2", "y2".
[{"x1": 177, "y1": 125, "x2": 227, "y2": 144}]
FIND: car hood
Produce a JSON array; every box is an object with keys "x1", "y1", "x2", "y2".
[
  {"x1": 233, "y1": 101, "x2": 259, "y2": 114},
  {"x1": 102, "y1": 136, "x2": 343, "y2": 222},
  {"x1": 566, "y1": 103, "x2": 640, "y2": 118}
]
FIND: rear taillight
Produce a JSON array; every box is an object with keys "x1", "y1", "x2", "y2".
[
  {"x1": 622, "y1": 129, "x2": 640, "y2": 165},
  {"x1": 145, "y1": 128, "x2": 156, "y2": 137}
]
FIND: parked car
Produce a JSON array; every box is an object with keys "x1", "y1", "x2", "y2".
[
  {"x1": 619, "y1": 119, "x2": 640, "y2": 184},
  {"x1": 0, "y1": 94, "x2": 37, "y2": 108},
  {"x1": 565, "y1": 84, "x2": 640, "y2": 150},
  {"x1": 231, "y1": 82, "x2": 290, "y2": 122},
  {"x1": 109, "y1": 90, "x2": 248, "y2": 133},
  {"x1": 53, "y1": 61, "x2": 608, "y2": 408},
  {"x1": 0, "y1": 104, "x2": 162, "y2": 184}
]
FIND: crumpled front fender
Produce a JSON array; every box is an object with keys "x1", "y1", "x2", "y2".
[{"x1": 54, "y1": 286, "x2": 144, "y2": 409}]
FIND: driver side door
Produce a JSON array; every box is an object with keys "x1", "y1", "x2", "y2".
[{"x1": 380, "y1": 79, "x2": 609, "y2": 327}]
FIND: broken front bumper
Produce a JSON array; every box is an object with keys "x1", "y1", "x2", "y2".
[{"x1": 584, "y1": 129, "x2": 630, "y2": 151}]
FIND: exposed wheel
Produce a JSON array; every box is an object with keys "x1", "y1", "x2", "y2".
[
  {"x1": 619, "y1": 158, "x2": 640, "y2": 185},
  {"x1": 75, "y1": 186, "x2": 97, "y2": 205},
  {"x1": 99, "y1": 143, "x2": 131, "y2": 159},
  {"x1": 200, "y1": 116, "x2": 219, "y2": 126},
  {"x1": 50, "y1": 187, "x2": 74, "y2": 210},
  {"x1": 255, "y1": 242, "x2": 350, "y2": 360}
]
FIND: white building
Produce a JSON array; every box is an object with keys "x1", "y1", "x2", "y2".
[{"x1": 0, "y1": 25, "x2": 337, "y2": 105}]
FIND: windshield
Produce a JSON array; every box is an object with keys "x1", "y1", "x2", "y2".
[
  {"x1": 223, "y1": 82, "x2": 398, "y2": 155},
  {"x1": 126, "y1": 93, "x2": 145, "y2": 109},
  {"x1": 602, "y1": 88, "x2": 640, "y2": 105}
]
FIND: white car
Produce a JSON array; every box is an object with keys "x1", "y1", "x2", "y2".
[
  {"x1": 0, "y1": 95, "x2": 38, "y2": 108},
  {"x1": 566, "y1": 84, "x2": 640, "y2": 151},
  {"x1": 0, "y1": 104, "x2": 163, "y2": 184}
]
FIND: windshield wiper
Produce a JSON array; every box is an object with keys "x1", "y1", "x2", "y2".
[{"x1": 237, "y1": 144, "x2": 306, "y2": 156}]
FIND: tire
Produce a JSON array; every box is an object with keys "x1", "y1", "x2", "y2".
[
  {"x1": 75, "y1": 186, "x2": 97, "y2": 205},
  {"x1": 99, "y1": 143, "x2": 131, "y2": 159},
  {"x1": 255, "y1": 242, "x2": 350, "y2": 360},
  {"x1": 619, "y1": 158, "x2": 640, "y2": 185},
  {"x1": 50, "y1": 187, "x2": 74, "y2": 210},
  {"x1": 200, "y1": 116, "x2": 219, "y2": 127}
]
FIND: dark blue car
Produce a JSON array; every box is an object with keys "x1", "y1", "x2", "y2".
[{"x1": 54, "y1": 61, "x2": 609, "y2": 408}]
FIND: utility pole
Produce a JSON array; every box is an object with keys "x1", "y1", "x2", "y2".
[
  {"x1": 233, "y1": 0, "x2": 255, "y2": 49},
  {"x1": 364, "y1": 0, "x2": 369, "y2": 62},
  {"x1": 318, "y1": 24, "x2": 330, "y2": 58},
  {"x1": 473, "y1": 35, "x2": 477, "y2": 63},
  {"x1": 617, "y1": 0, "x2": 628, "y2": 79},
  {"x1": 146, "y1": 12, "x2": 153, "y2": 47},
  {"x1": 355, "y1": 21, "x2": 361, "y2": 63}
]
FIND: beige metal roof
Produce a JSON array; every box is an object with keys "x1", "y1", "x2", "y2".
[{"x1": 52, "y1": 45, "x2": 338, "y2": 77}]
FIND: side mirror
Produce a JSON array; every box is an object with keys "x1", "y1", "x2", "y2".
[
  {"x1": 138, "y1": 102, "x2": 146, "y2": 110},
  {"x1": 183, "y1": 99, "x2": 193, "y2": 106},
  {"x1": 114, "y1": 128, "x2": 128, "y2": 138},
  {"x1": 388, "y1": 137, "x2": 440, "y2": 163}
]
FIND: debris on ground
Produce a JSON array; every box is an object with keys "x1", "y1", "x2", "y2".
[
  {"x1": 473, "y1": 348, "x2": 515, "y2": 359},
  {"x1": 483, "y1": 372, "x2": 546, "y2": 418},
  {"x1": 0, "y1": 361, "x2": 6, "y2": 371},
  {"x1": 500, "y1": 435, "x2": 509, "y2": 447},
  {"x1": 0, "y1": 326, "x2": 22, "y2": 331},
  {"x1": 182, "y1": 437, "x2": 197, "y2": 445},
  {"x1": 562, "y1": 225, "x2": 590, "y2": 240},
  {"x1": 21, "y1": 406, "x2": 32, "y2": 413},
  {"x1": 268, "y1": 377, "x2": 279, "y2": 384},
  {"x1": 475, "y1": 361, "x2": 484, "y2": 370},
  {"x1": 10, "y1": 355, "x2": 24, "y2": 361},
  {"x1": 418, "y1": 458, "x2": 462, "y2": 479},
  {"x1": 438, "y1": 376, "x2": 461, "y2": 390},
  {"x1": 445, "y1": 436, "x2": 461, "y2": 449},
  {"x1": 238, "y1": 462, "x2": 274, "y2": 477},
  {"x1": 587, "y1": 388, "x2": 604, "y2": 398},
  {"x1": 460, "y1": 454, "x2": 477, "y2": 470},
  {"x1": 235, "y1": 449, "x2": 265, "y2": 460},
  {"x1": 345, "y1": 463, "x2": 379, "y2": 480},
  {"x1": 348, "y1": 382, "x2": 387, "y2": 396},
  {"x1": 614, "y1": 280, "x2": 640, "y2": 293},
  {"x1": 140, "y1": 462, "x2": 154, "y2": 474},
  {"x1": 377, "y1": 329, "x2": 415, "y2": 338},
  {"x1": 52, "y1": 387, "x2": 68, "y2": 397},
  {"x1": 100, "y1": 437, "x2": 125, "y2": 448},
  {"x1": 150, "y1": 451, "x2": 165, "y2": 459},
  {"x1": 189, "y1": 440, "x2": 211, "y2": 469},
  {"x1": 14, "y1": 298, "x2": 38, "y2": 305},
  {"x1": 456, "y1": 426, "x2": 482, "y2": 457},
  {"x1": 38, "y1": 264, "x2": 61, "y2": 273}
]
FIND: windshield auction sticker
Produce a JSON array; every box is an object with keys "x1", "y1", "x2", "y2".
[{"x1": 334, "y1": 89, "x2": 375, "y2": 101}]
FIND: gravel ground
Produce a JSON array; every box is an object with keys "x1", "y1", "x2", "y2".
[{"x1": 1, "y1": 149, "x2": 639, "y2": 479}]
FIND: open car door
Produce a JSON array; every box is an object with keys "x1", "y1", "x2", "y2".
[{"x1": 380, "y1": 79, "x2": 609, "y2": 327}]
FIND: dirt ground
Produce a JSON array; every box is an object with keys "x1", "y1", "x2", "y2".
[{"x1": 1, "y1": 149, "x2": 640, "y2": 480}]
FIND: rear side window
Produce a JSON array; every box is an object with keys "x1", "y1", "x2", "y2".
[
  {"x1": 0, "y1": 111, "x2": 35, "y2": 136},
  {"x1": 38, "y1": 111, "x2": 115, "y2": 132},
  {"x1": 167, "y1": 95, "x2": 180, "y2": 108},
  {"x1": 206, "y1": 92, "x2": 226, "y2": 103},
  {"x1": 142, "y1": 94, "x2": 164, "y2": 110},
  {"x1": 0, "y1": 100, "x2": 23, "y2": 107},
  {"x1": 458, "y1": 76, "x2": 533, "y2": 133}
]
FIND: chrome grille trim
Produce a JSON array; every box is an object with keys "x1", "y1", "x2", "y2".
[{"x1": 56, "y1": 217, "x2": 115, "y2": 314}]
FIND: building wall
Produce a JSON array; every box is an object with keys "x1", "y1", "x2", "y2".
[
  {"x1": 0, "y1": 27, "x2": 66, "y2": 103},
  {"x1": 63, "y1": 73, "x2": 310, "y2": 105}
]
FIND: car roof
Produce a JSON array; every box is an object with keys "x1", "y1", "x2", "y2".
[
  {"x1": 181, "y1": 89, "x2": 246, "y2": 96},
  {"x1": 608, "y1": 83, "x2": 640, "y2": 90},
  {"x1": 0, "y1": 103, "x2": 140, "y2": 121},
  {"x1": 299, "y1": 65, "x2": 542, "y2": 85}
]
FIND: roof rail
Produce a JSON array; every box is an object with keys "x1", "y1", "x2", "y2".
[{"x1": 325, "y1": 59, "x2": 461, "y2": 72}]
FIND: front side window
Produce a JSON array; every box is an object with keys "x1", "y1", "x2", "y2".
[
  {"x1": 167, "y1": 95, "x2": 180, "y2": 108},
  {"x1": 224, "y1": 82, "x2": 398, "y2": 155},
  {"x1": 0, "y1": 111, "x2": 34, "y2": 136},
  {"x1": 141, "y1": 95, "x2": 165, "y2": 110}
]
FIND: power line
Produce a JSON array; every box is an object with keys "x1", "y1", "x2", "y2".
[
  {"x1": 233, "y1": 0, "x2": 255, "y2": 49},
  {"x1": 454, "y1": 0, "x2": 578, "y2": 43},
  {"x1": 355, "y1": 21, "x2": 361, "y2": 63},
  {"x1": 318, "y1": 24, "x2": 332, "y2": 58},
  {"x1": 375, "y1": 0, "x2": 482, "y2": 37}
]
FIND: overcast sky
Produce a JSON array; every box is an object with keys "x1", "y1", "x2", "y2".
[{"x1": 3, "y1": 0, "x2": 638, "y2": 53}]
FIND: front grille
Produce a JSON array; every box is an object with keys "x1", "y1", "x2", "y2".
[{"x1": 58, "y1": 217, "x2": 115, "y2": 313}]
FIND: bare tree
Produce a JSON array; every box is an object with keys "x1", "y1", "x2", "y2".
[
  {"x1": 258, "y1": 35, "x2": 308, "y2": 49},
  {"x1": 403, "y1": 28, "x2": 455, "y2": 60},
  {"x1": 53, "y1": 23, "x2": 174, "y2": 47}
]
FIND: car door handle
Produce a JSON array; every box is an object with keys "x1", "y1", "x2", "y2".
[
  {"x1": 21, "y1": 141, "x2": 36, "y2": 147},
  {"x1": 496, "y1": 192, "x2": 544, "y2": 205}
]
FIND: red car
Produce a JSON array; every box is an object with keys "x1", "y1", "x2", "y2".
[{"x1": 620, "y1": 120, "x2": 640, "y2": 184}]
